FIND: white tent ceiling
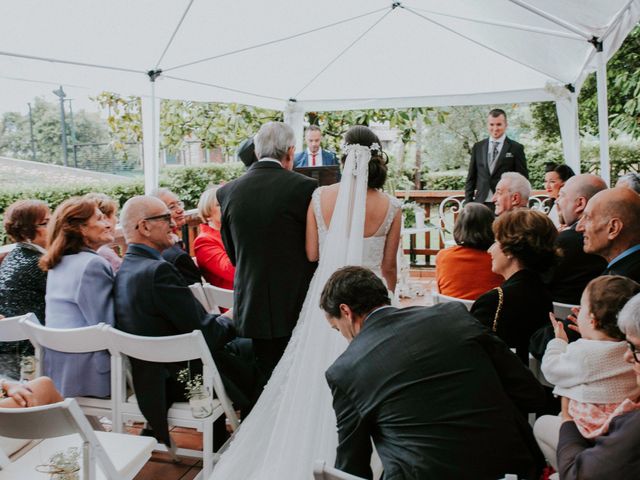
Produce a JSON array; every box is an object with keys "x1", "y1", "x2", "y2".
[{"x1": 1, "y1": 0, "x2": 638, "y2": 111}]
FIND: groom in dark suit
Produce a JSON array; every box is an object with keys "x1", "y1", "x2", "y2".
[
  {"x1": 321, "y1": 266, "x2": 546, "y2": 480},
  {"x1": 465, "y1": 108, "x2": 528, "y2": 208},
  {"x1": 218, "y1": 121, "x2": 318, "y2": 382}
]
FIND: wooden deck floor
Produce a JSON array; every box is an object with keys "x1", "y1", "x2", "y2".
[{"x1": 134, "y1": 276, "x2": 434, "y2": 479}]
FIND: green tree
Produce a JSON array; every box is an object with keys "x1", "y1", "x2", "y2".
[{"x1": 531, "y1": 25, "x2": 640, "y2": 142}]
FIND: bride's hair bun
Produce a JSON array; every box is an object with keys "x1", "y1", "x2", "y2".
[{"x1": 341, "y1": 125, "x2": 388, "y2": 189}]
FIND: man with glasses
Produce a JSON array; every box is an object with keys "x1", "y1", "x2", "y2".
[
  {"x1": 555, "y1": 292, "x2": 640, "y2": 478},
  {"x1": 152, "y1": 188, "x2": 202, "y2": 285},
  {"x1": 114, "y1": 195, "x2": 257, "y2": 449}
]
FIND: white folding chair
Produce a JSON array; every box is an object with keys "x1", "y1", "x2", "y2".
[
  {"x1": 0, "y1": 313, "x2": 38, "y2": 345},
  {"x1": 529, "y1": 194, "x2": 553, "y2": 214},
  {"x1": 313, "y1": 460, "x2": 366, "y2": 480},
  {"x1": 201, "y1": 284, "x2": 234, "y2": 313},
  {"x1": 553, "y1": 301, "x2": 578, "y2": 319},
  {"x1": 431, "y1": 289, "x2": 474, "y2": 311},
  {"x1": 438, "y1": 195, "x2": 465, "y2": 246},
  {"x1": 189, "y1": 283, "x2": 212, "y2": 312},
  {"x1": 0, "y1": 398, "x2": 155, "y2": 480},
  {"x1": 106, "y1": 327, "x2": 240, "y2": 478},
  {"x1": 18, "y1": 317, "x2": 115, "y2": 420}
]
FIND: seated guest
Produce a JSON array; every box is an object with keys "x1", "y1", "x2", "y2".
[
  {"x1": 554, "y1": 291, "x2": 640, "y2": 478},
  {"x1": 194, "y1": 187, "x2": 235, "y2": 290},
  {"x1": 492, "y1": 171, "x2": 531, "y2": 215},
  {"x1": 152, "y1": 188, "x2": 202, "y2": 285},
  {"x1": 547, "y1": 174, "x2": 607, "y2": 305},
  {"x1": 534, "y1": 275, "x2": 640, "y2": 470},
  {"x1": 577, "y1": 187, "x2": 640, "y2": 281},
  {"x1": 0, "y1": 200, "x2": 50, "y2": 379},
  {"x1": 114, "y1": 195, "x2": 257, "y2": 447},
  {"x1": 544, "y1": 163, "x2": 575, "y2": 227},
  {"x1": 435, "y1": 203, "x2": 503, "y2": 300},
  {"x1": 84, "y1": 193, "x2": 122, "y2": 273},
  {"x1": 616, "y1": 172, "x2": 640, "y2": 194},
  {"x1": 0, "y1": 376, "x2": 62, "y2": 408},
  {"x1": 471, "y1": 209, "x2": 557, "y2": 364},
  {"x1": 321, "y1": 266, "x2": 546, "y2": 480},
  {"x1": 39, "y1": 197, "x2": 115, "y2": 398}
]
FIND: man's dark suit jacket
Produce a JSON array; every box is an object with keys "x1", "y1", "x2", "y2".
[
  {"x1": 326, "y1": 304, "x2": 546, "y2": 480},
  {"x1": 294, "y1": 149, "x2": 338, "y2": 168},
  {"x1": 471, "y1": 269, "x2": 552, "y2": 364},
  {"x1": 547, "y1": 224, "x2": 607, "y2": 305},
  {"x1": 114, "y1": 244, "x2": 255, "y2": 445},
  {"x1": 602, "y1": 246, "x2": 640, "y2": 282},
  {"x1": 161, "y1": 242, "x2": 202, "y2": 285},
  {"x1": 464, "y1": 137, "x2": 528, "y2": 203},
  {"x1": 217, "y1": 160, "x2": 317, "y2": 339}
]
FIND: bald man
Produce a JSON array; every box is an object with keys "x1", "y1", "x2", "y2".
[
  {"x1": 576, "y1": 187, "x2": 640, "y2": 282},
  {"x1": 114, "y1": 195, "x2": 257, "y2": 447},
  {"x1": 546, "y1": 174, "x2": 607, "y2": 304}
]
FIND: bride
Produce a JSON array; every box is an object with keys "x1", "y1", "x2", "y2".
[{"x1": 211, "y1": 125, "x2": 402, "y2": 479}]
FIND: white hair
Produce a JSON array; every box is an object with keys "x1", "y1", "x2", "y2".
[
  {"x1": 254, "y1": 122, "x2": 295, "y2": 161},
  {"x1": 618, "y1": 292, "x2": 640, "y2": 337},
  {"x1": 501, "y1": 172, "x2": 531, "y2": 201}
]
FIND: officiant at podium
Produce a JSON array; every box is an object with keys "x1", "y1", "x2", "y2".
[{"x1": 294, "y1": 125, "x2": 338, "y2": 167}]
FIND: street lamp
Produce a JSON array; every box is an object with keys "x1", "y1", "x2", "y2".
[{"x1": 52, "y1": 86, "x2": 68, "y2": 167}]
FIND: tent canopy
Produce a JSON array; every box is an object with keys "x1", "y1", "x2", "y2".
[{"x1": 2, "y1": 0, "x2": 638, "y2": 111}]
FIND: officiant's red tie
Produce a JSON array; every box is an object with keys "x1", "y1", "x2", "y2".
[{"x1": 311, "y1": 153, "x2": 317, "y2": 166}]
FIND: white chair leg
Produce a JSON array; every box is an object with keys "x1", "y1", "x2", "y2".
[{"x1": 202, "y1": 420, "x2": 214, "y2": 478}]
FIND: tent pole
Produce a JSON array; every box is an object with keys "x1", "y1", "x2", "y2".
[
  {"x1": 508, "y1": 0, "x2": 591, "y2": 39},
  {"x1": 595, "y1": 45, "x2": 611, "y2": 186},
  {"x1": 142, "y1": 70, "x2": 162, "y2": 194},
  {"x1": 555, "y1": 90, "x2": 581, "y2": 174},
  {"x1": 284, "y1": 100, "x2": 305, "y2": 153}
]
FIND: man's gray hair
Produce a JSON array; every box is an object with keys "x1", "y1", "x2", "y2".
[
  {"x1": 150, "y1": 187, "x2": 173, "y2": 199},
  {"x1": 501, "y1": 172, "x2": 531, "y2": 201},
  {"x1": 254, "y1": 122, "x2": 295, "y2": 161},
  {"x1": 618, "y1": 292, "x2": 640, "y2": 337}
]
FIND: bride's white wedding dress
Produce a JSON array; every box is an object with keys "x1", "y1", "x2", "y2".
[{"x1": 211, "y1": 145, "x2": 401, "y2": 480}]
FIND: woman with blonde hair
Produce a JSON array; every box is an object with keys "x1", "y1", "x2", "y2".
[
  {"x1": 194, "y1": 187, "x2": 235, "y2": 290},
  {"x1": 40, "y1": 196, "x2": 115, "y2": 397},
  {"x1": 84, "y1": 192, "x2": 122, "y2": 273}
]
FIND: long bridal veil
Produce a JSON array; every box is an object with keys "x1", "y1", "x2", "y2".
[{"x1": 211, "y1": 144, "x2": 373, "y2": 479}]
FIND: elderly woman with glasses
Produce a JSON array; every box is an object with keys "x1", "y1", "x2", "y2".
[
  {"x1": 39, "y1": 196, "x2": 115, "y2": 398},
  {"x1": 0, "y1": 200, "x2": 50, "y2": 379},
  {"x1": 555, "y1": 292, "x2": 640, "y2": 479}
]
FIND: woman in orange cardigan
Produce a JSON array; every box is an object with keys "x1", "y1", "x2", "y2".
[
  {"x1": 435, "y1": 203, "x2": 503, "y2": 300},
  {"x1": 194, "y1": 187, "x2": 235, "y2": 290}
]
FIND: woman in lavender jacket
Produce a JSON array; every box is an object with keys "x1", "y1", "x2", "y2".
[{"x1": 40, "y1": 196, "x2": 115, "y2": 398}]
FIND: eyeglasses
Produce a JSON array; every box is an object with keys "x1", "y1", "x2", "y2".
[
  {"x1": 627, "y1": 341, "x2": 640, "y2": 363},
  {"x1": 167, "y1": 201, "x2": 184, "y2": 212},
  {"x1": 135, "y1": 213, "x2": 172, "y2": 229}
]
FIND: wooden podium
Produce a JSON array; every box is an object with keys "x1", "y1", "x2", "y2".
[{"x1": 294, "y1": 165, "x2": 340, "y2": 186}]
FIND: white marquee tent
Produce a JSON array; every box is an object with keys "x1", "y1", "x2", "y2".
[{"x1": 1, "y1": 0, "x2": 639, "y2": 191}]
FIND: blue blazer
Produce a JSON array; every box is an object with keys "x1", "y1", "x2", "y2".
[
  {"x1": 44, "y1": 250, "x2": 115, "y2": 398},
  {"x1": 294, "y1": 149, "x2": 338, "y2": 168}
]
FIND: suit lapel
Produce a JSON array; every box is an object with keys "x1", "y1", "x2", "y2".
[
  {"x1": 480, "y1": 139, "x2": 490, "y2": 175},
  {"x1": 495, "y1": 137, "x2": 510, "y2": 169}
]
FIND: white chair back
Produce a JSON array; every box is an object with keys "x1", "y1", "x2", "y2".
[
  {"x1": 0, "y1": 313, "x2": 37, "y2": 342},
  {"x1": 437, "y1": 195, "x2": 465, "y2": 246},
  {"x1": 189, "y1": 283, "x2": 212, "y2": 311},
  {"x1": 529, "y1": 194, "x2": 553, "y2": 214},
  {"x1": 0, "y1": 398, "x2": 119, "y2": 480},
  {"x1": 553, "y1": 302, "x2": 577, "y2": 319},
  {"x1": 201, "y1": 284, "x2": 234, "y2": 313},
  {"x1": 432, "y1": 290, "x2": 474, "y2": 311},
  {"x1": 313, "y1": 460, "x2": 366, "y2": 480},
  {"x1": 19, "y1": 318, "x2": 110, "y2": 354}
]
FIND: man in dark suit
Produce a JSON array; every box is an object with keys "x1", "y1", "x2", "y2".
[
  {"x1": 465, "y1": 109, "x2": 528, "y2": 208},
  {"x1": 152, "y1": 188, "x2": 202, "y2": 285},
  {"x1": 547, "y1": 174, "x2": 607, "y2": 304},
  {"x1": 577, "y1": 187, "x2": 640, "y2": 282},
  {"x1": 294, "y1": 125, "x2": 338, "y2": 167},
  {"x1": 114, "y1": 195, "x2": 257, "y2": 447},
  {"x1": 320, "y1": 266, "x2": 546, "y2": 480},
  {"x1": 218, "y1": 121, "x2": 318, "y2": 381}
]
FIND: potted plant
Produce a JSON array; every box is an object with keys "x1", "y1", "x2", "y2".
[{"x1": 177, "y1": 368, "x2": 213, "y2": 419}]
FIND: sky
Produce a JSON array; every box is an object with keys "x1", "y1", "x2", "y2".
[{"x1": 0, "y1": 76, "x2": 104, "y2": 116}]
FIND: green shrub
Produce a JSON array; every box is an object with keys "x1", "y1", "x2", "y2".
[
  {"x1": 0, "y1": 162, "x2": 246, "y2": 244},
  {"x1": 421, "y1": 171, "x2": 466, "y2": 190}
]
